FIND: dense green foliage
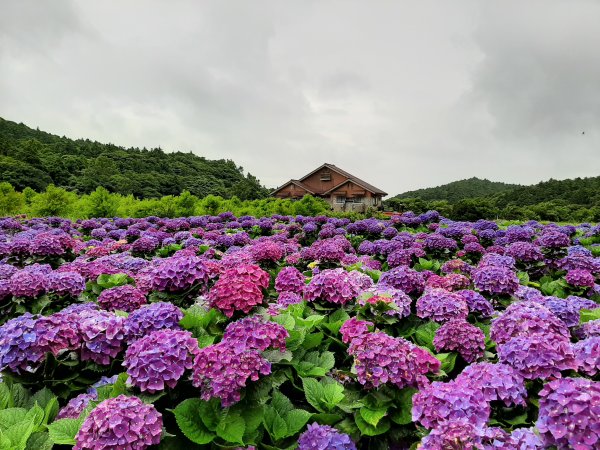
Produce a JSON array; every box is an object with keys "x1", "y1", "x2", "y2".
[
  {"x1": 0, "y1": 183, "x2": 342, "y2": 220},
  {"x1": 387, "y1": 176, "x2": 600, "y2": 222},
  {"x1": 0, "y1": 117, "x2": 268, "y2": 200}
]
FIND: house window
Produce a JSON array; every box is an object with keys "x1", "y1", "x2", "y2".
[
  {"x1": 320, "y1": 171, "x2": 331, "y2": 181},
  {"x1": 353, "y1": 196, "x2": 364, "y2": 203},
  {"x1": 335, "y1": 196, "x2": 346, "y2": 204},
  {"x1": 373, "y1": 197, "x2": 378, "y2": 205}
]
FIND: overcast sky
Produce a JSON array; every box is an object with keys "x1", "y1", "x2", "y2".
[{"x1": 1, "y1": 1, "x2": 599, "y2": 195}]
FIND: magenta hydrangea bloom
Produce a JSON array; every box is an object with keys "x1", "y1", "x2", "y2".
[
  {"x1": 574, "y1": 337, "x2": 600, "y2": 376},
  {"x1": 192, "y1": 341, "x2": 271, "y2": 407},
  {"x1": 9, "y1": 266, "x2": 48, "y2": 298},
  {"x1": 79, "y1": 311, "x2": 126, "y2": 365},
  {"x1": 472, "y1": 265, "x2": 519, "y2": 296},
  {"x1": 223, "y1": 316, "x2": 289, "y2": 352},
  {"x1": 304, "y1": 268, "x2": 365, "y2": 305},
  {"x1": 416, "y1": 288, "x2": 469, "y2": 323},
  {"x1": 536, "y1": 377, "x2": 600, "y2": 450},
  {"x1": 149, "y1": 255, "x2": 210, "y2": 293},
  {"x1": 0, "y1": 313, "x2": 44, "y2": 373},
  {"x1": 378, "y1": 266, "x2": 425, "y2": 295},
  {"x1": 419, "y1": 419, "x2": 483, "y2": 450},
  {"x1": 457, "y1": 363, "x2": 527, "y2": 407},
  {"x1": 433, "y1": 320, "x2": 485, "y2": 363},
  {"x1": 208, "y1": 264, "x2": 270, "y2": 317},
  {"x1": 348, "y1": 331, "x2": 439, "y2": 390},
  {"x1": 34, "y1": 312, "x2": 83, "y2": 356},
  {"x1": 505, "y1": 241, "x2": 543, "y2": 262},
  {"x1": 412, "y1": 378, "x2": 490, "y2": 429},
  {"x1": 490, "y1": 301, "x2": 570, "y2": 346},
  {"x1": 339, "y1": 317, "x2": 373, "y2": 344},
  {"x1": 46, "y1": 271, "x2": 86, "y2": 297},
  {"x1": 297, "y1": 423, "x2": 356, "y2": 450},
  {"x1": 497, "y1": 334, "x2": 576, "y2": 380},
  {"x1": 56, "y1": 392, "x2": 97, "y2": 420},
  {"x1": 249, "y1": 240, "x2": 285, "y2": 263},
  {"x1": 565, "y1": 269, "x2": 595, "y2": 288},
  {"x1": 74, "y1": 395, "x2": 162, "y2": 450},
  {"x1": 275, "y1": 266, "x2": 306, "y2": 294},
  {"x1": 124, "y1": 329, "x2": 198, "y2": 393},
  {"x1": 456, "y1": 289, "x2": 494, "y2": 317},
  {"x1": 97, "y1": 285, "x2": 147, "y2": 312},
  {"x1": 124, "y1": 302, "x2": 183, "y2": 342}
]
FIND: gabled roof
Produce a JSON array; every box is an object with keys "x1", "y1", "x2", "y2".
[
  {"x1": 270, "y1": 179, "x2": 316, "y2": 196},
  {"x1": 299, "y1": 163, "x2": 388, "y2": 196}
]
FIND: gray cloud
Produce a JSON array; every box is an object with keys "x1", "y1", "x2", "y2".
[{"x1": 0, "y1": 0, "x2": 598, "y2": 194}]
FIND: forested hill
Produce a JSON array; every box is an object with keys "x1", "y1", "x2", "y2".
[
  {"x1": 392, "y1": 177, "x2": 519, "y2": 203},
  {"x1": 0, "y1": 117, "x2": 269, "y2": 199}
]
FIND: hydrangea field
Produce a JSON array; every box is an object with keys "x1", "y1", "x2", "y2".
[{"x1": 0, "y1": 212, "x2": 599, "y2": 449}]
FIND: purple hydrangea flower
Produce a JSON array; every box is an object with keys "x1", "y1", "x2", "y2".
[
  {"x1": 223, "y1": 316, "x2": 289, "y2": 352},
  {"x1": 433, "y1": 320, "x2": 485, "y2": 363},
  {"x1": 537, "y1": 231, "x2": 570, "y2": 248},
  {"x1": 249, "y1": 240, "x2": 285, "y2": 263},
  {"x1": 97, "y1": 285, "x2": 147, "y2": 312},
  {"x1": 573, "y1": 337, "x2": 600, "y2": 376},
  {"x1": 378, "y1": 266, "x2": 425, "y2": 295},
  {"x1": 46, "y1": 271, "x2": 87, "y2": 297},
  {"x1": 124, "y1": 329, "x2": 199, "y2": 393},
  {"x1": 9, "y1": 266, "x2": 48, "y2": 298},
  {"x1": 297, "y1": 423, "x2": 356, "y2": 450},
  {"x1": 124, "y1": 302, "x2": 183, "y2": 341},
  {"x1": 416, "y1": 288, "x2": 469, "y2": 323},
  {"x1": 490, "y1": 301, "x2": 570, "y2": 346},
  {"x1": 412, "y1": 378, "x2": 490, "y2": 429},
  {"x1": 57, "y1": 392, "x2": 97, "y2": 420},
  {"x1": 457, "y1": 363, "x2": 527, "y2": 407},
  {"x1": 74, "y1": 395, "x2": 162, "y2": 450},
  {"x1": 150, "y1": 255, "x2": 209, "y2": 293},
  {"x1": 565, "y1": 269, "x2": 595, "y2": 288},
  {"x1": 505, "y1": 242, "x2": 543, "y2": 262},
  {"x1": 536, "y1": 377, "x2": 600, "y2": 450},
  {"x1": 275, "y1": 266, "x2": 306, "y2": 294},
  {"x1": 581, "y1": 319, "x2": 600, "y2": 338},
  {"x1": 34, "y1": 311, "x2": 84, "y2": 356},
  {"x1": 0, "y1": 313, "x2": 44, "y2": 373},
  {"x1": 472, "y1": 265, "x2": 519, "y2": 296},
  {"x1": 508, "y1": 428, "x2": 544, "y2": 449},
  {"x1": 192, "y1": 341, "x2": 271, "y2": 407},
  {"x1": 497, "y1": 334, "x2": 576, "y2": 379},
  {"x1": 542, "y1": 296, "x2": 580, "y2": 327},
  {"x1": 304, "y1": 268, "x2": 365, "y2": 305},
  {"x1": 79, "y1": 311, "x2": 126, "y2": 365},
  {"x1": 456, "y1": 290, "x2": 495, "y2": 317},
  {"x1": 348, "y1": 331, "x2": 440, "y2": 389},
  {"x1": 419, "y1": 419, "x2": 483, "y2": 450}
]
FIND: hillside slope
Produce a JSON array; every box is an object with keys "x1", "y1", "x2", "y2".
[
  {"x1": 0, "y1": 117, "x2": 268, "y2": 199},
  {"x1": 392, "y1": 177, "x2": 519, "y2": 203}
]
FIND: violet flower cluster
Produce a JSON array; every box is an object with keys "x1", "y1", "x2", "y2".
[
  {"x1": 124, "y1": 301, "x2": 183, "y2": 341},
  {"x1": 304, "y1": 268, "x2": 366, "y2": 305},
  {"x1": 275, "y1": 266, "x2": 306, "y2": 294},
  {"x1": 416, "y1": 288, "x2": 469, "y2": 323},
  {"x1": 433, "y1": 319, "x2": 485, "y2": 363},
  {"x1": 536, "y1": 377, "x2": 600, "y2": 450},
  {"x1": 297, "y1": 423, "x2": 356, "y2": 450},
  {"x1": 348, "y1": 331, "x2": 440, "y2": 390},
  {"x1": 124, "y1": 329, "x2": 199, "y2": 392},
  {"x1": 97, "y1": 285, "x2": 147, "y2": 312},
  {"x1": 457, "y1": 362, "x2": 527, "y2": 407},
  {"x1": 74, "y1": 395, "x2": 163, "y2": 450}
]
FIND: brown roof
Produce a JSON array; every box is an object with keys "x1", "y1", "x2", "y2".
[
  {"x1": 299, "y1": 163, "x2": 388, "y2": 196},
  {"x1": 270, "y1": 179, "x2": 316, "y2": 196}
]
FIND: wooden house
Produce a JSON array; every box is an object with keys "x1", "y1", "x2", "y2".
[{"x1": 271, "y1": 163, "x2": 387, "y2": 212}]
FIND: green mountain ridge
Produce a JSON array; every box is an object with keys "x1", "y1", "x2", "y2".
[
  {"x1": 0, "y1": 117, "x2": 268, "y2": 200},
  {"x1": 393, "y1": 177, "x2": 519, "y2": 203}
]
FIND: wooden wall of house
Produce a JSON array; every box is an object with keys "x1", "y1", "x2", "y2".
[
  {"x1": 301, "y1": 167, "x2": 347, "y2": 193},
  {"x1": 273, "y1": 183, "x2": 309, "y2": 199}
]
